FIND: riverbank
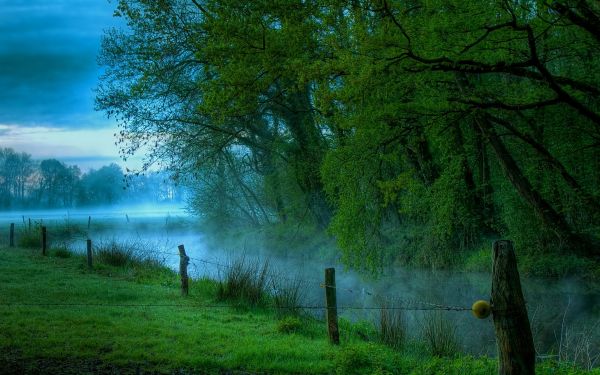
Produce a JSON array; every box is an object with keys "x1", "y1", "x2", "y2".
[{"x1": 0, "y1": 246, "x2": 597, "y2": 374}]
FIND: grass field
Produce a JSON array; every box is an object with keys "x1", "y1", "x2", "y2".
[{"x1": 0, "y1": 246, "x2": 597, "y2": 374}]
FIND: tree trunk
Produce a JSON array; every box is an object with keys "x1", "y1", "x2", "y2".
[
  {"x1": 477, "y1": 118, "x2": 596, "y2": 256},
  {"x1": 276, "y1": 88, "x2": 332, "y2": 228}
]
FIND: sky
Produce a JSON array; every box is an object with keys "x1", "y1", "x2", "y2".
[{"x1": 0, "y1": 0, "x2": 141, "y2": 171}]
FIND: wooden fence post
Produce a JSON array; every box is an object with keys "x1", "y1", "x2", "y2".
[
  {"x1": 491, "y1": 240, "x2": 535, "y2": 375},
  {"x1": 87, "y1": 239, "x2": 93, "y2": 269},
  {"x1": 178, "y1": 244, "x2": 190, "y2": 296},
  {"x1": 9, "y1": 223, "x2": 14, "y2": 247},
  {"x1": 41, "y1": 226, "x2": 47, "y2": 256},
  {"x1": 325, "y1": 267, "x2": 340, "y2": 345}
]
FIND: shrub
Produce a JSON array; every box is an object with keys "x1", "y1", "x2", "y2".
[
  {"x1": 52, "y1": 247, "x2": 72, "y2": 258},
  {"x1": 17, "y1": 225, "x2": 42, "y2": 249},
  {"x1": 421, "y1": 311, "x2": 461, "y2": 357},
  {"x1": 339, "y1": 318, "x2": 378, "y2": 343},
  {"x1": 277, "y1": 316, "x2": 303, "y2": 334},
  {"x1": 333, "y1": 343, "x2": 397, "y2": 375}
]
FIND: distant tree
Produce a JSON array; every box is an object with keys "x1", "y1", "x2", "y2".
[
  {"x1": 96, "y1": 0, "x2": 334, "y2": 228},
  {"x1": 79, "y1": 163, "x2": 125, "y2": 206},
  {"x1": 0, "y1": 148, "x2": 34, "y2": 208},
  {"x1": 38, "y1": 159, "x2": 80, "y2": 208}
]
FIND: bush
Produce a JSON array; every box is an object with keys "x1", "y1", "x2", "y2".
[
  {"x1": 216, "y1": 256, "x2": 270, "y2": 307},
  {"x1": 277, "y1": 316, "x2": 302, "y2": 334},
  {"x1": 338, "y1": 318, "x2": 379, "y2": 343},
  {"x1": 52, "y1": 247, "x2": 72, "y2": 258},
  {"x1": 17, "y1": 225, "x2": 41, "y2": 249},
  {"x1": 333, "y1": 343, "x2": 397, "y2": 375},
  {"x1": 421, "y1": 311, "x2": 461, "y2": 357}
]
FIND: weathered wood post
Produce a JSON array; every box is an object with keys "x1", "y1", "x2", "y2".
[
  {"x1": 9, "y1": 223, "x2": 14, "y2": 247},
  {"x1": 491, "y1": 240, "x2": 535, "y2": 375},
  {"x1": 178, "y1": 244, "x2": 190, "y2": 296},
  {"x1": 41, "y1": 226, "x2": 47, "y2": 256},
  {"x1": 325, "y1": 267, "x2": 340, "y2": 345},
  {"x1": 86, "y1": 239, "x2": 93, "y2": 269}
]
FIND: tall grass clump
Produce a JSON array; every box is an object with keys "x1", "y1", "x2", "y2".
[
  {"x1": 17, "y1": 223, "x2": 42, "y2": 249},
  {"x1": 421, "y1": 311, "x2": 461, "y2": 357},
  {"x1": 379, "y1": 298, "x2": 406, "y2": 350},
  {"x1": 553, "y1": 301, "x2": 600, "y2": 370},
  {"x1": 95, "y1": 240, "x2": 139, "y2": 267},
  {"x1": 216, "y1": 256, "x2": 270, "y2": 307},
  {"x1": 271, "y1": 275, "x2": 305, "y2": 318},
  {"x1": 94, "y1": 239, "x2": 166, "y2": 273},
  {"x1": 51, "y1": 246, "x2": 72, "y2": 258},
  {"x1": 53, "y1": 218, "x2": 85, "y2": 244}
]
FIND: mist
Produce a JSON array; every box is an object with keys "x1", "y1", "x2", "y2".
[{"x1": 1, "y1": 204, "x2": 597, "y2": 358}]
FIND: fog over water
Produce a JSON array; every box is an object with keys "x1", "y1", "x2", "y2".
[{"x1": 1, "y1": 206, "x2": 598, "y2": 358}]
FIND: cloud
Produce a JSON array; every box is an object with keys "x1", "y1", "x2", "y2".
[
  {"x1": 0, "y1": 0, "x2": 119, "y2": 128},
  {"x1": 0, "y1": 123, "x2": 116, "y2": 157},
  {"x1": 0, "y1": 123, "x2": 143, "y2": 171}
]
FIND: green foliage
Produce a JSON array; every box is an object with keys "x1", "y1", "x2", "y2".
[
  {"x1": 51, "y1": 247, "x2": 72, "y2": 259},
  {"x1": 97, "y1": 0, "x2": 600, "y2": 279},
  {"x1": 412, "y1": 356, "x2": 497, "y2": 375},
  {"x1": 2, "y1": 247, "x2": 599, "y2": 374},
  {"x1": 338, "y1": 318, "x2": 380, "y2": 344},
  {"x1": 463, "y1": 247, "x2": 493, "y2": 273},
  {"x1": 276, "y1": 316, "x2": 302, "y2": 334},
  {"x1": 518, "y1": 254, "x2": 600, "y2": 279},
  {"x1": 16, "y1": 226, "x2": 40, "y2": 249},
  {"x1": 332, "y1": 343, "x2": 398, "y2": 375}
]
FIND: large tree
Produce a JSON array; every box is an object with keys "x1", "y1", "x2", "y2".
[{"x1": 97, "y1": 0, "x2": 600, "y2": 270}]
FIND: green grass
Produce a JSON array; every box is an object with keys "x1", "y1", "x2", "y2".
[{"x1": 0, "y1": 246, "x2": 598, "y2": 374}]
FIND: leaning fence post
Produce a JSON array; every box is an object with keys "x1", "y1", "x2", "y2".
[
  {"x1": 41, "y1": 226, "x2": 47, "y2": 256},
  {"x1": 86, "y1": 239, "x2": 93, "y2": 269},
  {"x1": 178, "y1": 244, "x2": 190, "y2": 296},
  {"x1": 491, "y1": 240, "x2": 535, "y2": 375},
  {"x1": 9, "y1": 223, "x2": 14, "y2": 247},
  {"x1": 324, "y1": 267, "x2": 340, "y2": 345}
]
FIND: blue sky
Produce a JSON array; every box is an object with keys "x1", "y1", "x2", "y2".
[{"x1": 0, "y1": 0, "x2": 140, "y2": 170}]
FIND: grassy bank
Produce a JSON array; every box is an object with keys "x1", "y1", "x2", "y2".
[{"x1": 0, "y1": 246, "x2": 597, "y2": 374}]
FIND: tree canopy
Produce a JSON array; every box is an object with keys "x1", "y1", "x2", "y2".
[{"x1": 97, "y1": 0, "x2": 600, "y2": 272}]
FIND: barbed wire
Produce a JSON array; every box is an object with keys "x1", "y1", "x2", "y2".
[
  {"x1": 1, "y1": 227, "x2": 480, "y2": 313},
  {"x1": 0, "y1": 301, "x2": 471, "y2": 311}
]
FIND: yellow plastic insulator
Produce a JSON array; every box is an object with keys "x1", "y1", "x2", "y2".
[{"x1": 471, "y1": 300, "x2": 491, "y2": 319}]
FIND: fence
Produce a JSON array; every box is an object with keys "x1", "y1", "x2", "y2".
[{"x1": 3, "y1": 223, "x2": 535, "y2": 375}]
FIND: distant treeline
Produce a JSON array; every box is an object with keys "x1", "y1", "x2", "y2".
[{"x1": 0, "y1": 147, "x2": 186, "y2": 209}]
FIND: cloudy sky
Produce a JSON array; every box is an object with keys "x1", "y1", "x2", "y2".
[{"x1": 0, "y1": 0, "x2": 139, "y2": 170}]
